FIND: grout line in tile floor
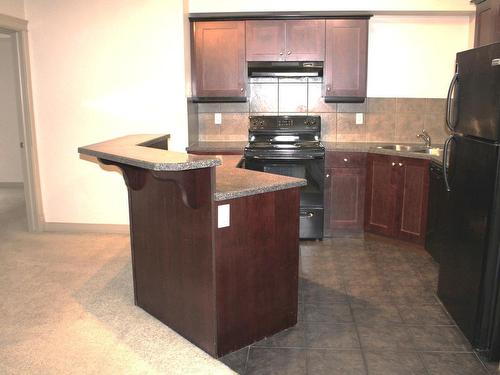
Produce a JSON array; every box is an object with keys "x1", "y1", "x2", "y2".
[{"x1": 347, "y1": 300, "x2": 371, "y2": 375}]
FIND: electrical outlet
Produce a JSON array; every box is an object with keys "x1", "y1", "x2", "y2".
[
  {"x1": 214, "y1": 113, "x2": 222, "y2": 125},
  {"x1": 356, "y1": 113, "x2": 364, "y2": 125},
  {"x1": 218, "y1": 204, "x2": 230, "y2": 228}
]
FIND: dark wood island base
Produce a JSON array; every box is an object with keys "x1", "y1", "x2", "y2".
[{"x1": 79, "y1": 135, "x2": 304, "y2": 357}]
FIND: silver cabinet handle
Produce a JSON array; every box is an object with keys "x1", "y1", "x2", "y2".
[
  {"x1": 392, "y1": 162, "x2": 396, "y2": 166},
  {"x1": 399, "y1": 162, "x2": 403, "y2": 167},
  {"x1": 300, "y1": 212, "x2": 314, "y2": 218},
  {"x1": 287, "y1": 50, "x2": 291, "y2": 55},
  {"x1": 325, "y1": 173, "x2": 330, "y2": 178},
  {"x1": 279, "y1": 51, "x2": 283, "y2": 56},
  {"x1": 240, "y1": 88, "x2": 244, "y2": 92},
  {"x1": 343, "y1": 158, "x2": 348, "y2": 162},
  {"x1": 492, "y1": 58, "x2": 500, "y2": 66},
  {"x1": 326, "y1": 87, "x2": 331, "y2": 91}
]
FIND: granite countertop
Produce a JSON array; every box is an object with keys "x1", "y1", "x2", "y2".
[
  {"x1": 188, "y1": 141, "x2": 444, "y2": 164},
  {"x1": 79, "y1": 135, "x2": 306, "y2": 201},
  {"x1": 322, "y1": 142, "x2": 444, "y2": 164},
  {"x1": 214, "y1": 155, "x2": 307, "y2": 201},
  {"x1": 79, "y1": 135, "x2": 221, "y2": 171}
]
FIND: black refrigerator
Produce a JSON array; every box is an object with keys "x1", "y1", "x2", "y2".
[{"x1": 438, "y1": 41, "x2": 500, "y2": 360}]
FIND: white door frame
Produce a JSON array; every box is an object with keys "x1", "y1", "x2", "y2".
[{"x1": 0, "y1": 14, "x2": 44, "y2": 232}]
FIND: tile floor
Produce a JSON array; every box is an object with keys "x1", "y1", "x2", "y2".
[{"x1": 221, "y1": 236, "x2": 500, "y2": 375}]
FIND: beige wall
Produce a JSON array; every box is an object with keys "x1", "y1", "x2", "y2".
[
  {"x1": 367, "y1": 15, "x2": 471, "y2": 98},
  {"x1": 25, "y1": 0, "x2": 190, "y2": 224},
  {"x1": 189, "y1": 0, "x2": 475, "y2": 13},
  {"x1": 0, "y1": 35, "x2": 23, "y2": 183},
  {"x1": 0, "y1": 0, "x2": 25, "y2": 18},
  {"x1": 22, "y1": 0, "x2": 475, "y2": 226}
]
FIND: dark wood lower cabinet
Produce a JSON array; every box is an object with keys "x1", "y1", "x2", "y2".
[
  {"x1": 396, "y1": 157, "x2": 430, "y2": 243},
  {"x1": 324, "y1": 152, "x2": 366, "y2": 236},
  {"x1": 365, "y1": 153, "x2": 430, "y2": 245},
  {"x1": 364, "y1": 154, "x2": 398, "y2": 237}
]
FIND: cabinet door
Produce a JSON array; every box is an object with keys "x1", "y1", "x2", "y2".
[
  {"x1": 246, "y1": 20, "x2": 286, "y2": 61},
  {"x1": 285, "y1": 20, "x2": 325, "y2": 61},
  {"x1": 474, "y1": 0, "x2": 500, "y2": 47},
  {"x1": 192, "y1": 21, "x2": 246, "y2": 98},
  {"x1": 329, "y1": 167, "x2": 365, "y2": 232},
  {"x1": 364, "y1": 154, "x2": 398, "y2": 237},
  {"x1": 324, "y1": 19, "x2": 368, "y2": 100},
  {"x1": 394, "y1": 157, "x2": 430, "y2": 244}
]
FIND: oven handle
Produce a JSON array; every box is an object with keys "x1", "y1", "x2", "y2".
[
  {"x1": 245, "y1": 155, "x2": 324, "y2": 160},
  {"x1": 300, "y1": 212, "x2": 315, "y2": 218}
]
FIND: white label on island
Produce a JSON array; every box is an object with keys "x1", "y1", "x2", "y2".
[{"x1": 218, "y1": 204, "x2": 230, "y2": 228}]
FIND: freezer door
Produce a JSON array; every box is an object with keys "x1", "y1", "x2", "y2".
[
  {"x1": 454, "y1": 43, "x2": 500, "y2": 141},
  {"x1": 437, "y1": 135, "x2": 500, "y2": 346}
]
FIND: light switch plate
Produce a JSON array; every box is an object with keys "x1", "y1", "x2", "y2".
[
  {"x1": 214, "y1": 113, "x2": 222, "y2": 125},
  {"x1": 356, "y1": 113, "x2": 364, "y2": 125},
  {"x1": 218, "y1": 204, "x2": 230, "y2": 228}
]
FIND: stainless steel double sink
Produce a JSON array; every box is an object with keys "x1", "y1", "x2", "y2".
[{"x1": 376, "y1": 144, "x2": 443, "y2": 156}]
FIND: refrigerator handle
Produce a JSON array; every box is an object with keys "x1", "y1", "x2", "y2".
[
  {"x1": 443, "y1": 135, "x2": 454, "y2": 192},
  {"x1": 445, "y1": 72, "x2": 459, "y2": 132}
]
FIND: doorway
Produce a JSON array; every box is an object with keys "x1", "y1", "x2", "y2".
[
  {"x1": 0, "y1": 14, "x2": 43, "y2": 232},
  {"x1": 0, "y1": 31, "x2": 25, "y2": 230}
]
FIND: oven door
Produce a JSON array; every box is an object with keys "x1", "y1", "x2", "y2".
[{"x1": 244, "y1": 155, "x2": 324, "y2": 208}]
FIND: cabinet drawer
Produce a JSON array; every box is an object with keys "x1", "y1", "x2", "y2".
[{"x1": 326, "y1": 152, "x2": 366, "y2": 168}]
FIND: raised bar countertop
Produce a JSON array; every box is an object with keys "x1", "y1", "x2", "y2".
[
  {"x1": 78, "y1": 135, "x2": 306, "y2": 201},
  {"x1": 186, "y1": 141, "x2": 444, "y2": 164},
  {"x1": 79, "y1": 135, "x2": 221, "y2": 171}
]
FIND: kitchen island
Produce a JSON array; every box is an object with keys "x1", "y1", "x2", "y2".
[{"x1": 78, "y1": 134, "x2": 306, "y2": 357}]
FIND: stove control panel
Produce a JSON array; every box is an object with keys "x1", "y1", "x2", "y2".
[
  {"x1": 249, "y1": 116, "x2": 321, "y2": 131},
  {"x1": 277, "y1": 118, "x2": 293, "y2": 128}
]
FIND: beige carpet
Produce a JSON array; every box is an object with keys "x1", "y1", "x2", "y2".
[{"x1": 0, "y1": 187, "x2": 235, "y2": 375}]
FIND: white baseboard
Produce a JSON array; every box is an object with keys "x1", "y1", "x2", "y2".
[
  {"x1": 43, "y1": 222, "x2": 130, "y2": 234},
  {"x1": 0, "y1": 182, "x2": 24, "y2": 188}
]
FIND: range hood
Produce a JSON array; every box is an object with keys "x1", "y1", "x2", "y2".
[{"x1": 248, "y1": 61, "x2": 323, "y2": 77}]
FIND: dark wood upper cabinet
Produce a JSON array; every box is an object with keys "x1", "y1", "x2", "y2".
[
  {"x1": 192, "y1": 21, "x2": 247, "y2": 99},
  {"x1": 324, "y1": 19, "x2": 368, "y2": 101},
  {"x1": 246, "y1": 20, "x2": 325, "y2": 61},
  {"x1": 246, "y1": 20, "x2": 285, "y2": 61},
  {"x1": 365, "y1": 153, "x2": 430, "y2": 245},
  {"x1": 324, "y1": 152, "x2": 366, "y2": 236},
  {"x1": 283, "y1": 20, "x2": 325, "y2": 61},
  {"x1": 474, "y1": 0, "x2": 500, "y2": 47}
]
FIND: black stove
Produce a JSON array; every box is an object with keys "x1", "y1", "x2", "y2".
[{"x1": 244, "y1": 115, "x2": 325, "y2": 239}]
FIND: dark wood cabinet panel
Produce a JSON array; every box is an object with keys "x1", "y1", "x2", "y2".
[
  {"x1": 327, "y1": 167, "x2": 365, "y2": 232},
  {"x1": 324, "y1": 152, "x2": 366, "y2": 236},
  {"x1": 246, "y1": 20, "x2": 286, "y2": 61},
  {"x1": 365, "y1": 153, "x2": 430, "y2": 245},
  {"x1": 192, "y1": 21, "x2": 247, "y2": 98},
  {"x1": 215, "y1": 188, "x2": 300, "y2": 355},
  {"x1": 474, "y1": 0, "x2": 500, "y2": 47},
  {"x1": 246, "y1": 20, "x2": 325, "y2": 61},
  {"x1": 284, "y1": 20, "x2": 325, "y2": 61},
  {"x1": 364, "y1": 154, "x2": 397, "y2": 237},
  {"x1": 324, "y1": 19, "x2": 368, "y2": 101},
  {"x1": 395, "y1": 157, "x2": 430, "y2": 244}
]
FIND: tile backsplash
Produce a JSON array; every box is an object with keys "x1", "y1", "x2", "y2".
[{"x1": 188, "y1": 78, "x2": 449, "y2": 145}]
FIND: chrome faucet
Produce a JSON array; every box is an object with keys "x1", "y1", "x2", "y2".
[{"x1": 417, "y1": 129, "x2": 432, "y2": 148}]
